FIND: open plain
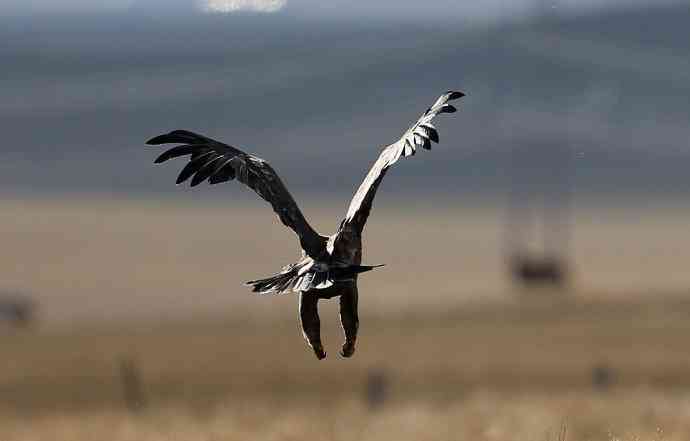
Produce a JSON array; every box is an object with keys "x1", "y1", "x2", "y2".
[{"x1": 1, "y1": 197, "x2": 690, "y2": 440}]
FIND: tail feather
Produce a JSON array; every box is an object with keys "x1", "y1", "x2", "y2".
[
  {"x1": 245, "y1": 271, "x2": 294, "y2": 295},
  {"x1": 331, "y1": 264, "x2": 385, "y2": 279},
  {"x1": 246, "y1": 264, "x2": 383, "y2": 295},
  {"x1": 352, "y1": 264, "x2": 385, "y2": 273}
]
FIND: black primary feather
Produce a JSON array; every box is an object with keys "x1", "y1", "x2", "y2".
[
  {"x1": 419, "y1": 124, "x2": 439, "y2": 143},
  {"x1": 146, "y1": 130, "x2": 205, "y2": 145},
  {"x1": 176, "y1": 155, "x2": 211, "y2": 184},
  {"x1": 190, "y1": 157, "x2": 224, "y2": 186},
  {"x1": 155, "y1": 145, "x2": 197, "y2": 163}
]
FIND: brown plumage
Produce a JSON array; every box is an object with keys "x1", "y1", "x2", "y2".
[{"x1": 145, "y1": 91, "x2": 464, "y2": 359}]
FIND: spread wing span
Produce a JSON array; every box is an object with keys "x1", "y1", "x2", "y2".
[
  {"x1": 335, "y1": 91, "x2": 464, "y2": 239},
  {"x1": 146, "y1": 130, "x2": 326, "y2": 259}
]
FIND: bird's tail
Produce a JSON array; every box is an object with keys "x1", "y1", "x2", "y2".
[
  {"x1": 246, "y1": 264, "x2": 383, "y2": 295},
  {"x1": 331, "y1": 264, "x2": 385, "y2": 280},
  {"x1": 349, "y1": 264, "x2": 385, "y2": 274},
  {"x1": 245, "y1": 271, "x2": 297, "y2": 295},
  {"x1": 245, "y1": 263, "x2": 334, "y2": 295}
]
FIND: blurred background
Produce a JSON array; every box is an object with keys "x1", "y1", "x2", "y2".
[{"x1": 1, "y1": 1, "x2": 690, "y2": 440}]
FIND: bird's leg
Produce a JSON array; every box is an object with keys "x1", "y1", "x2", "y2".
[
  {"x1": 338, "y1": 286, "x2": 359, "y2": 358},
  {"x1": 299, "y1": 291, "x2": 326, "y2": 360}
]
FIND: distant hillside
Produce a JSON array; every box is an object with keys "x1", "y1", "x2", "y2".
[{"x1": 0, "y1": 4, "x2": 688, "y2": 197}]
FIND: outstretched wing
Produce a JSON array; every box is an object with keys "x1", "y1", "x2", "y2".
[
  {"x1": 146, "y1": 130, "x2": 326, "y2": 259},
  {"x1": 336, "y1": 91, "x2": 464, "y2": 238}
]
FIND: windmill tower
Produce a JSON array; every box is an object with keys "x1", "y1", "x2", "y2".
[{"x1": 505, "y1": 137, "x2": 573, "y2": 290}]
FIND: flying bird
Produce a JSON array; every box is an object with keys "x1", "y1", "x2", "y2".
[{"x1": 145, "y1": 91, "x2": 465, "y2": 359}]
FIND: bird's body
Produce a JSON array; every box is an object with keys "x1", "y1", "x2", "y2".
[{"x1": 145, "y1": 91, "x2": 464, "y2": 359}]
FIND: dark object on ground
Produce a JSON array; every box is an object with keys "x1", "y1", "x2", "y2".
[
  {"x1": 592, "y1": 363, "x2": 616, "y2": 391},
  {"x1": 145, "y1": 91, "x2": 464, "y2": 359},
  {"x1": 0, "y1": 295, "x2": 36, "y2": 328},
  {"x1": 510, "y1": 254, "x2": 568, "y2": 287},
  {"x1": 365, "y1": 370, "x2": 389, "y2": 410},
  {"x1": 119, "y1": 357, "x2": 147, "y2": 412}
]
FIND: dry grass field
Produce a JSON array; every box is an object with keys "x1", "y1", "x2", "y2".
[
  {"x1": 3, "y1": 296, "x2": 690, "y2": 440},
  {"x1": 2, "y1": 197, "x2": 690, "y2": 440}
]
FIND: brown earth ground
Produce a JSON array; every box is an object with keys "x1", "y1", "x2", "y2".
[{"x1": 1, "y1": 197, "x2": 690, "y2": 440}]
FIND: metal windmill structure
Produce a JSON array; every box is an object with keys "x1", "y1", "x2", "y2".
[{"x1": 505, "y1": 136, "x2": 573, "y2": 290}]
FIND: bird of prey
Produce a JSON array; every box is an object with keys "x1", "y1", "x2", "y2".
[{"x1": 145, "y1": 91, "x2": 464, "y2": 359}]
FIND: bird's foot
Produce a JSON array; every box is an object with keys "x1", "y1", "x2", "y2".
[
  {"x1": 339, "y1": 340, "x2": 356, "y2": 358},
  {"x1": 312, "y1": 343, "x2": 327, "y2": 360}
]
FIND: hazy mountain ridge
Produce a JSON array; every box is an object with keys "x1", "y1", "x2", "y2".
[{"x1": 0, "y1": 4, "x2": 687, "y2": 197}]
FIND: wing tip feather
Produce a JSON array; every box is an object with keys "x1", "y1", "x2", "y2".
[
  {"x1": 146, "y1": 135, "x2": 167, "y2": 145},
  {"x1": 447, "y1": 90, "x2": 466, "y2": 101}
]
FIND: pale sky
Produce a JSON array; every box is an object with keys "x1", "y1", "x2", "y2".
[{"x1": 0, "y1": 0, "x2": 680, "y2": 17}]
